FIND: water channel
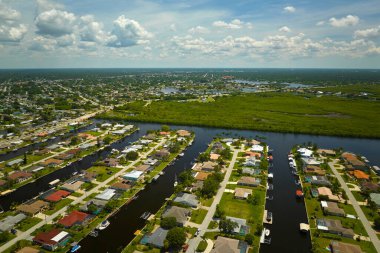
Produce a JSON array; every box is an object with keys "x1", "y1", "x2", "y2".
[{"x1": 1, "y1": 122, "x2": 380, "y2": 253}]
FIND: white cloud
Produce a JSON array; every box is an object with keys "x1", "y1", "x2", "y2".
[
  {"x1": 316, "y1": 21, "x2": 325, "y2": 26},
  {"x1": 169, "y1": 24, "x2": 176, "y2": 32},
  {"x1": 79, "y1": 15, "x2": 105, "y2": 43},
  {"x1": 279, "y1": 26, "x2": 291, "y2": 32},
  {"x1": 284, "y1": 6, "x2": 296, "y2": 13},
  {"x1": 329, "y1": 15, "x2": 359, "y2": 27},
  {"x1": 188, "y1": 26, "x2": 209, "y2": 34},
  {"x1": 0, "y1": 3, "x2": 21, "y2": 21},
  {"x1": 354, "y1": 26, "x2": 380, "y2": 38},
  {"x1": 107, "y1": 15, "x2": 152, "y2": 47},
  {"x1": 0, "y1": 24, "x2": 27, "y2": 42},
  {"x1": 213, "y1": 19, "x2": 243, "y2": 29},
  {"x1": 35, "y1": 9, "x2": 76, "y2": 37},
  {"x1": 28, "y1": 35, "x2": 57, "y2": 51}
]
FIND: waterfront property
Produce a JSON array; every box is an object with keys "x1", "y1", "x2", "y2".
[{"x1": 33, "y1": 229, "x2": 71, "y2": 251}]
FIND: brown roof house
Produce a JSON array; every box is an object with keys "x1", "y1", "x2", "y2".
[
  {"x1": 317, "y1": 218, "x2": 355, "y2": 238},
  {"x1": 40, "y1": 158, "x2": 64, "y2": 168},
  {"x1": 8, "y1": 171, "x2": 33, "y2": 183},
  {"x1": 330, "y1": 241, "x2": 363, "y2": 253},
  {"x1": 211, "y1": 236, "x2": 248, "y2": 253},
  {"x1": 33, "y1": 229, "x2": 71, "y2": 251},
  {"x1": 17, "y1": 200, "x2": 49, "y2": 216},
  {"x1": 234, "y1": 188, "x2": 252, "y2": 199},
  {"x1": 341, "y1": 152, "x2": 367, "y2": 171},
  {"x1": 238, "y1": 176, "x2": 261, "y2": 187},
  {"x1": 304, "y1": 165, "x2": 325, "y2": 176},
  {"x1": 321, "y1": 201, "x2": 346, "y2": 217}
]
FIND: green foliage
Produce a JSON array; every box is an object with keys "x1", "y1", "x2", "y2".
[
  {"x1": 245, "y1": 234, "x2": 254, "y2": 245},
  {"x1": 103, "y1": 136, "x2": 112, "y2": 145},
  {"x1": 126, "y1": 151, "x2": 139, "y2": 160},
  {"x1": 161, "y1": 217, "x2": 177, "y2": 229},
  {"x1": 219, "y1": 218, "x2": 238, "y2": 233},
  {"x1": 214, "y1": 204, "x2": 225, "y2": 218},
  {"x1": 201, "y1": 173, "x2": 223, "y2": 198},
  {"x1": 166, "y1": 227, "x2": 186, "y2": 250},
  {"x1": 374, "y1": 216, "x2": 380, "y2": 230}
]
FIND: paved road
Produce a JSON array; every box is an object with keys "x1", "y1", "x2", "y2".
[
  {"x1": 0, "y1": 138, "x2": 167, "y2": 252},
  {"x1": 186, "y1": 147, "x2": 241, "y2": 253},
  {"x1": 328, "y1": 161, "x2": 380, "y2": 252}
]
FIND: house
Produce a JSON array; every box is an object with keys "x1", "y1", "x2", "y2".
[
  {"x1": 66, "y1": 148, "x2": 81, "y2": 156},
  {"x1": 40, "y1": 158, "x2": 63, "y2": 167},
  {"x1": 317, "y1": 187, "x2": 340, "y2": 202},
  {"x1": 305, "y1": 176, "x2": 331, "y2": 186},
  {"x1": 27, "y1": 165, "x2": 44, "y2": 173},
  {"x1": 360, "y1": 181, "x2": 379, "y2": 192},
  {"x1": 234, "y1": 188, "x2": 252, "y2": 199},
  {"x1": 80, "y1": 199, "x2": 107, "y2": 215},
  {"x1": 210, "y1": 153, "x2": 220, "y2": 161},
  {"x1": 110, "y1": 180, "x2": 132, "y2": 191},
  {"x1": 212, "y1": 142, "x2": 224, "y2": 152},
  {"x1": 6, "y1": 158, "x2": 24, "y2": 167},
  {"x1": 162, "y1": 206, "x2": 190, "y2": 226},
  {"x1": 244, "y1": 151, "x2": 261, "y2": 158},
  {"x1": 317, "y1": 218, "x2": 355, "y2": 238},
  {"x1": 8, "y1": 171, "x2": 33, "y2": 183},
  {"x1": 201, "y1": 161, "x2": 218, "y2": 172},
  {"x1": 304, "y1": 165, "x2": 325, "y2": 176},
  {"x1": 46, "y1": 144, "x2": 60, "y2": 151},
  {"x1": 43, "y1": 190, "x2": 71, "y2": 202},
  {"x1": 177, "y1": 130, "x2": 191, "y2": 137},
  {"x1": 349, "y1": 170, "x2": 369, "y2": 181},
  {"x1": 141, "y1": 227, "x2": 168, "y2": 248},
  {"x1": 61, "y1": 181, "x2": 83, "y2": 192},
  {"x1": 17, "y1": 200, "x2": 49, "y2": 216},
  {"x1": 0, "y1": 213, "x2": 26, "y2": 232},
  {"x1": 297, "y1": 148, "x2": 313, "y2": 158},
  {"x1": 301, "y1": 157, "x2": 321, "y2": 166},
  {"x1": 95, "y1": 189, "x2": 116, "y2": 201},
  {"x1": 144, "y1": 158, "x2": 158, "y2": 166},
  {"x1": 330, "y1": 241, "x2": 363, "y2": 253},
  {"x1": 211, "y1": 236, "x2": 248, "y2": 253},
  {"x1": 173, "y1": 192, "x2": 199, "y2": 207},
  {"x1": 135, "y1": 164, "x2": 152, "y2": 172},
  {"x1": 122, "y1": 170, "x2": 144, "y2": 181},
  {"x1": 321, "y1": 201, "x2": 345, "y2": 217},
  {"x1": 79, "y1": 142, "x2": 96, "y2": 150},
  {"x1": 241, "y1": 168, "x2": 261, "y2": 176},
  {"x1": 82, "y1": 171, "x2": 98, "y2": 182},
  {"x1": 317, "y1": 149, "x2": 336, "y2": 156},
  {"x1": 33, "y1": 229, "x2": 71, "y2": 251},
  {"x1": 341, "y1": 152, "x2": 367, "y2": 171},
  {"x1": 194, "y1": 171, "x2": 211, "y2": 181},
  {"x1": 243, "y1": 157, "x2": 260, "y2": 167},
  {"x1": 34, "y1": 149, "x2": 51, "y2": 156},
  {"x1": 55, "y1": 153, "x2": 73, "y2": 161},
  {"x1": 58, "y1": 210, "x2": 91, "y2": 228},
  {"x1": 154, "y1": 149, "x2": 170, "y2": 159},
  {"x1": 0, "y1": 179, "x2": 6, "y2": 188},
  {"x1": 226, "y1": 216, "x2": 249, "y2": 235},
  {"x1": 369, "y1": 193, "x2": 380, "y2": 207},
  {"x1": 238, "y1": 176, "x2": 261, "y2": 187},
  {"x1": 251, "y1": 145, "x2": 264, "y2": 152},
  {"x1": 159, "y1": 131, "x2": 170, "y2": 136},
  {"x1": 103, "y1": 158, "x2": 119, "y2": 167}
]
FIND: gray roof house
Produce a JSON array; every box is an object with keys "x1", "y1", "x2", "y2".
[
  {"x1": 141, "y1": 227, "x2": 168, "y2": 248},
  {"x1": 0, "y1": 213, "x2": 27, "y2": 232},
  {"x1": 305, "y1": 176, "x2": 331, "y2": 186},
  {"x1": 226, "y1": 216, "x2": 249, "y2": 235},
  {"x1": 370, "y1": 193, "x2": 380, "y2": 207},
  {"x1": 173, "y1": 192, "x2": 199, "y2": 208},
  {"x1": 162, "y1": 206, "x2": 190, "y2": 226}
]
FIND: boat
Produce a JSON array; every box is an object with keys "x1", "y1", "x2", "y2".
[
  {"x1": 49, "y1": 179, "x2": 60, "y2": 187},
  {"x1": 268, "y1": 173, "x2": 274, "y2": 180},
  {"x1": 72, "y1": 171, "x2": 78, "y2": 176},
  {"x1": 296, "y1": 190, "x2": 304, "y2": 198},
  {"x1": 89, "y1": 230, "x2": 98, "y2": 237},
  {"x1": 159, "y1": 171, "x2": 164, "y2": 176},
  {"x1": 140, "y1": 211, "x2": 151, "y2": 220},
  {"x1": 70, "y1": 244, "x2": 81, "y2": 252},
  {"x1": 97, "y1": 220, "x2": 110, "y2": 230},
  {"x1": 174, "y1": 174, "x2": 178, "y2": 187},
  {"x1": 152, "y1": 175, "x2": 160, "y2": 181},
  {"x1": 300, "y1": 223, "x2": 310, "y2": 232},
  {"x1": 266, "y1": 195, "x2": 273, "y2": 200},
  {"x1": 265, "y1": 229, "x2": 270, "y2": 236},
  {"x1": 179, "y1": 152, "x2": 184, "y2": 157},
  {"x1": 295, "y1": 180, "x2": 301, "y2": 185}
]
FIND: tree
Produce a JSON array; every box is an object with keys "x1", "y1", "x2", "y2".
[
  {"x1": 104, "y1": 199, "x2": 118, "y2": 212},
  {"x1": 166, "y1": 227, "x2": 186, "y2": 250},
  {"x1": 126, "y1": 151, "x2": 138, "y2": 161},
  {"x1": 245, "y1": 234, "x2": 254, "y2": 245},
  {"x1": 219, "y1": 218, "x2": 238, "y2": 233},
  {"x1": 161, "y1": 217, "x2": 177, "y2": 229},
  {"x1": 161, "y1": 125, "x2": 170, "y2": 132},
  {"x1": 103, "y1": 136, "x2": 112, "y2": 145},
  {"x1": 23, "y1": 152, "x2": 27, "y2": 165},
  {"x1": 374, "y1": 216, "x2": 380, "y2": 230},
  {"x1": 70, "y1": 136, "x2": 80, "y2": 146},
  {"x1": 214, "y1": 204, "x2": 225, "y2": 218}
]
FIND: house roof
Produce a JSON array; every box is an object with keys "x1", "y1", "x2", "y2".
[
  {"x1": 44, "y1": 190, "x2": 70, "y2": 202},
  {"x1": 234, "y1": 188, "x2": 252, "y2": 198},
  {"x1": 238, "y1": 176, "x2": 260, "y2": 185},
  {"x1": 135, "y1": 164, "x2": 151, "y2": 172},
  {"x1": 58, "y1": 210, "x2": 90, "y2": 227},
  {"x1": 0, "y1": 213, "x2": 26, "y2": 232},
  {"x1": 318, "y1": 187, "x2": 333, "y2": 196},
  {"x1": 176, "y1": 130, "x2": 191, "y2": 137},
  {"x1": 17, "y1": 200, "x2": 49, "y2": 215},
  {"x1": 111, "y1": 181, "x2": 132, "y2": 190},
  {"x1": 194, "y1": 171, "x2": 211, "y2": 181},
  {"x1": 350, "y1": 170, "x2": 369, "y2": 180},
  {"x1": 61, "y1": 181, "x2": 83, "y2": 192},
  {"x1": 210, "y1": 153, "x2": 221, "y2": 160},
  {"x1": 162, "y1": 206, "x2": 190, "y2": 224},
  {"x1": 173, "y1": 193, "x2": 199, "y2": 207},
  {"x1": 211, "y1": 236, "x2": 241, "y2": 253},
  {"x1": 33, "y1": 229, "x2": 68, "y2": 246},
  {"x1": 143, "y1": 227, "x2": 168, "y2": 248},
  {"x1": 96, "y1": 189, "x2": 116, "y2": 201},
  {"x1": 8, "y1": 171, "x2": 32, "y2": 180},
  {"x1": 360, "y1": 181, "x2": 379, "y2": 191},
  {"x1": 40, "y1": 158, "x2": 63, "y2": 166},
  {"x1": 330, "y1": 241, "x2": 363, "y2": 253},
  {"x1": 202, "y1": 161, "x2": 218, "y2": 170},
  {"x1": 317, "y1": 149, "x2": 336, "y2": 155},
  {"x1": 370, "y1": 193, "x2": 380, "y2": 206},
  {"x1": 123, "y1": 170, "x2": 144, "y2": 179}
]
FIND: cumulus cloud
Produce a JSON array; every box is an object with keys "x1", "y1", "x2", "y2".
[
  {"x1": 213, "y1": 19, "x2": 243, "y2": 29},
  {"x1": 169, "y1": 24, "x2": 176, "y2": 32},
  {"x1": 28, "y1": 35, "x2": 57, "y2": 51},
  {"x1": 329, "y1": 15, "x2": 359, "y2": 27},
  {"x1": 35, "y1": 9, "x2": 76, "y2": 37},
  {"x1": 79, "y1": 15, "x2": 105, "y2": 43},
  {"x1": 0, "y1": 24, "x2": 27, "y2": 42},
  {"x1": 354, "y1": 26, "x2": 380, "y2": 38},
  {"x1": 284, "y1": 6, "x2": 296, "y2": 13},
  {"x1": 279, "y1": 26, "x2": 291, "y2": 32},
  {"x1": 188, "y1": 26, "x2": 209, "y2": 34},
  {"x1": 0, "y1": 3, "x2": 21, "y2": 21},
  {"x1": 107, "y1": 15, "x2": 152, "y2": 47},
  {"x1": 316, "y1": 21, "x2": 325, "y2": 26}
]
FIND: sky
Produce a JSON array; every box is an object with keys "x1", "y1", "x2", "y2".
[{"x1": 0, "y1": 0, "x2": 380, "y2": 68}]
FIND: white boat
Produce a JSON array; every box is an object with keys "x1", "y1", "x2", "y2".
[
  {"x1": 49, "y1": 179, "x2": 60, "y2": 187},
  {"x1": 72, "y1": 171, "x2": 78, "y2": 176},
  {"x1": 179, "y1": 153, "x2": 184, "y2": 157},
  {"x1": 97, "y1": 220, "x2": 110, "y2": 230},
  {"x1": 265, "y1": 229, "x2": 270, "y2": 236},
  {"x1": 174, "y1": 174, "x2": 178, "y2": 187}
]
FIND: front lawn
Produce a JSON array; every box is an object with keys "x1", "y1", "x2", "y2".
[
  {"x1": 190, "y1": 208, "x2": 208, "y2": 224},
  {"x1": 16, "y1": 217, "x2": 42, "y2": 231}
]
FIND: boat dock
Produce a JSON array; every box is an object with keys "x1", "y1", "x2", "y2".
[
  {"x1": 263, "y1": 210, "x2": 273, "y2": 224},
  {"x1": 260, "y1": 228, "x2": 271, "y2": 244}
]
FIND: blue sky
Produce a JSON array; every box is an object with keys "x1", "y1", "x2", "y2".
[{"x1": 0, "y1": 0, "x2": 379, "y2": 68}]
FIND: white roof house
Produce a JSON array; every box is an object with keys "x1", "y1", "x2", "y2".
[
  {"x1": 122, "y1": 170, "x2": 144, "y2": 181},
  {"x1": 298, "y1": 148, "x2": 313, "y2": 158},
  {"x1": 95, "y1": 189, "x2": 116, "y2": 201},
  {"x1": 251, "y1": 145, "x2": 264, "y2": 152},
  {"x1": 51, "y1": 231, "x2": 69, "y2": 242}
]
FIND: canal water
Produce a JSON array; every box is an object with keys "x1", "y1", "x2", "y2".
[{"x1": 1, "y1": 122, "x2": 380, "y2": 253}]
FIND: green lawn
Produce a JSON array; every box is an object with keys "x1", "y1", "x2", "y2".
[
  {"x1": 351, "y1": 191, "x2": 366, "y2": 202},
  {"x1": 43, "y1": 199, "x2": 73, "y2": 215},
  {"x1": 16, "y1": 217, "x2": 42, "y2": 231},
  {"x1": 190, "y1": 208, "x2": 208, "y2": 224},
  {"x1": 98, "y1": 93, "x2": 380, "y2": 138},
  {"x1": 200, "y1": 197, "x2": 214, "y2": 207},
  {"x1": 87, "y1": 166, "x2": 121, "y2": 182}
]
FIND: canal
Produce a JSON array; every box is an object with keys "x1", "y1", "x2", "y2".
[{"x1": 2, "y1": 122, "x2": 380, "y2": 253}]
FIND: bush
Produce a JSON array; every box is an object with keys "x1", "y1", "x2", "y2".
[
  {"x1": 245, "y1": 234, "x2": 254, "y2": 245},
  {"x1": 161, "y1": 217, "x2": 177, "y2": 229},
  {"x1": 166, "y1": 227, "x2": 186, "y2": 249}
]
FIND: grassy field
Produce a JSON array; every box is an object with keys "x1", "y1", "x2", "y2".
[
  {"x1": 190, "y1": 208, "x2": 208, "y2": 224},
  {"x1": 99, "y1": 93, "x2": 380, "y2": 138}
]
